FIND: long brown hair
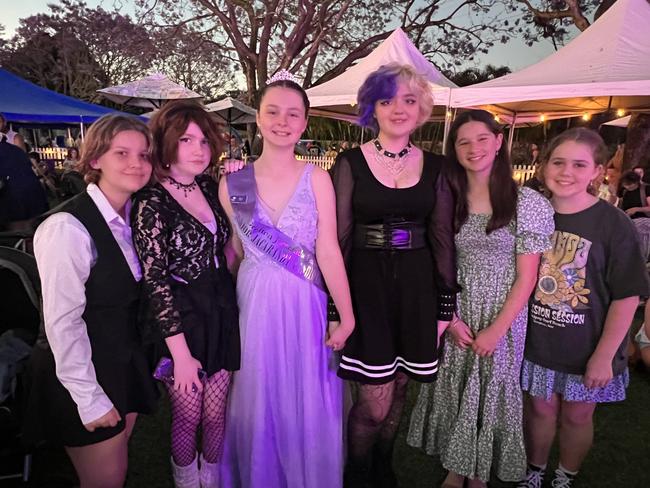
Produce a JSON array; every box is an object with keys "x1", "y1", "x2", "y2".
[{"x1": 445, "y1": 109, "x2": 518, "y2": 234}]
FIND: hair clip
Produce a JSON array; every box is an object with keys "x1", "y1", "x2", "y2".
[{"x1": 267, "y1": 69, "x2": 301, "y2": 86}]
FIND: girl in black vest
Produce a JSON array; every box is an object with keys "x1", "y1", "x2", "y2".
[{"x1": 24, "y1": 114, "x2": 158, "y2": 487}]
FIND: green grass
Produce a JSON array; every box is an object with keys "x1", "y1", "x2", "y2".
[{"x1": 9, "y1": 369, "x2": 650, "y2": 487}]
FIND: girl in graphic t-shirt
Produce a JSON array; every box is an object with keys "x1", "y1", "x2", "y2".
[{"x1": 519, "y1": 128, "x2": 649, "y2": 488}]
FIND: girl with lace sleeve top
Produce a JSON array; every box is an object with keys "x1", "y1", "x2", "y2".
[{"x1": 131, "y1": 101, "x2": 240, "y2": 488}]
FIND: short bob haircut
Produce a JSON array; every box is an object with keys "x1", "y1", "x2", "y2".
[
  {"x1": 445, "y1": 109, "x2": 518, "y2": 234},
  {"x1": 357, "y1": 63, "x2": 433, "y2": 133},
  {"x1": 78, "y1": 113, "x2": 152, "y2": 184},
  {"x1": 148, "y1": 100, "x2": 223, "y2": 180},
  {"x1": 537, "y1": 127, "x2": 609, "y2": 196}
]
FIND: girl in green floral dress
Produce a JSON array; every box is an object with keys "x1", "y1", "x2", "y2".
[{"x1": 407, "y1": 110, "x2": 554, "y2": 487}]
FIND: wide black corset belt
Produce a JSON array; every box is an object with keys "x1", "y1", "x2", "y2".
[{"x1": 353, "y1": 221, "x2": 427, "y2": 250}]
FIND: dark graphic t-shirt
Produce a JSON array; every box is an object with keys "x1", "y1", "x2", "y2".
[{"x1": 525, "y1": 200, "x2": 649, "y2": 375}]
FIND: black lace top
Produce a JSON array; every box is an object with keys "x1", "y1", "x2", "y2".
[
  {"x1": 131, "y1": 175, "x2": 231, "y2": 339},
  {"x1": 330, "y1": 148, "x2": 460, "y2": 320}
]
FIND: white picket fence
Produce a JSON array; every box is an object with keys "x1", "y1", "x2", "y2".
[
  {"x1": 296, "y1": 155, "x2": 336, "y2": 171},
  {"x1": 36, "y1": 147, "x2": 69, "y2": 168},
  {"x1": 296, "y1": 156, "x2": 536, "y2": 186},
  {"x1": 512, "y1": 164, "x2": 537, "y2": 185}
]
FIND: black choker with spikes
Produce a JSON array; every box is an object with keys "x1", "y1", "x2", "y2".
[{"x1": 373, "y1": 139, "x2": 412, "y2": 159}]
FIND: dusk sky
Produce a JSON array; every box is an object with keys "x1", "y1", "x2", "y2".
[{"x1": 3, "y1": 0, "x2": 570, "y2": 74}]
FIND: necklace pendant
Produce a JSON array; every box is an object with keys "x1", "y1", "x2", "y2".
[{"x1": 167, "y1": 176, "x2": 198, "y2": 197}]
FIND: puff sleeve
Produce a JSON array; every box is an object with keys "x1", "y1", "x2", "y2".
[{"x1": 515, "y1": 186, "x2": 555, "y2": 255}]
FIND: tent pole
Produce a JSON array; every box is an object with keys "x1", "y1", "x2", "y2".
[
  {"x1": 32, "y1": 129, "x2": 38, "y2": 148},
  {"x1": 442, "y1": 108, "x2": 454, "y2": 155},
  {"x1": 508, "y1": 114, "x2": 517, "y2": 152},
  {"x1": 80, "y1": 122, "x2": 85, "y2": 141},
  {"x1": 360, "y1": 127, "x2": 364, "y2": 144}
]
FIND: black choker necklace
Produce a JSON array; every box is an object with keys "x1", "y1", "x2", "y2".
[
  {"x1": 166, "y1": 176, "x2": 198, "y2": 197},
  {"x1": 373, "y1": 139, "x2": 412, "y2": 159}
]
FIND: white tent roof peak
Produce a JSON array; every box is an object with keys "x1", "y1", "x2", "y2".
[
  {"x1": 449, "y1": 0, "x2": 650, "y2": 118},
  {"x1": 307, "y1": 27, "x2": 456, "y2": 113},
  {"x1": 479, "y1": 0, "x2": 648, "y2": 88}
]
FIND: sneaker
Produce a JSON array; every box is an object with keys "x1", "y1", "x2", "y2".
[
  {"x1": 517, "y1": 465, "x2": 545, "y2": 488},
  {"x1": 551, "y1": 468, "x2": 575, "y2": 488}
]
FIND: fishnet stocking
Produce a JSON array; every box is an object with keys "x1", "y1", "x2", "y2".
[
  {"x1": 347, "y1": 378, "x2": 396, "y2": 462},
  {"x1": 345, "y1": 373, "x2": 409, "y2": 486},
  {"x1": 201, "y1": 370, "x2": 232, "y2": 463},
  {"x1": 376, "y1": 372, "x2": 408, "y2": 455},
  {"x1": 166, "y1": 383, "x2": 203, "y2": 466}
]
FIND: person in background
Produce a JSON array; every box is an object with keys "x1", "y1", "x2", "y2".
[
  {"x1": 325, "y1": 144, "x2": 338, "y2": 159},
  {"x1": 619, "y1": 170, "x2": 650, "y2": 219},
  {"x1": 22, "y1": 113, "x2": 158, "y2": 488},
  {"x1": 524, "y1": 143, "x2": 544, "y2": 192},
  {"x1": 63, "y1": 147, "x2": 81, "y2": 172},
  {"x1": 519, "y1": 128, "x2": 649, "y2": 488},
  {"x1": 0, "y1": 113, "x2": 27, "y2": 151},
  {"x1": 227, "y1": 134, "x2": 243, "y2": 160},
  {"x1": 633, "y1": 301, "x2": 650, "y2": 369},
  {"x1": 27, "y1": 151, "x2": 59, "y2": 202},
  {"x1": 0, "y1": 129, "x2": 48, "y2": 230},
  {"x1": 597, "y1": 165, "x2": 619, "y2": 205}
]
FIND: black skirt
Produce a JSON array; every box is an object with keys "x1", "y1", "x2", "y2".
[
  {"x1": 159, "y1": 265, "x2": 240, "y2": 377},
  {"x1": 22, "y1": 343, "x2": 158, "y2": 447}
]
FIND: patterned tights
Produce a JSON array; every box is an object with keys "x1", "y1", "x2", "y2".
[
  {"x1": 347, "y1": 372, "x2": 409, "y2": 467},
  {"x1": 166, "y1": 370, "x2": 231, "y2": 466}
]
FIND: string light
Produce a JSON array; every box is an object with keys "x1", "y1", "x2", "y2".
[
  {"x1": 446, "y1": 110, "x2": 452, "y2": 118},
  {"x1": 494, "y1": 114, "x2": 500, "y2": 122},
  {"x1": 616, "y1": 109, "x2": 626, "y2": 117},
  {"x1": 582, "y1": 113, "x2": 591, "y2": 121},
  {"x1": 540, "y1": 114, "x2": 546, "y2": 122}
]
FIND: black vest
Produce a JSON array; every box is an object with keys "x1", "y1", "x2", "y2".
[{"x1": 36, "y1": 192, "x2": 141, "y2": 363}]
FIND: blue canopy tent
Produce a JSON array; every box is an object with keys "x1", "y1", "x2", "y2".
[{"x1": 0, "y1": 68, "x2": 116, "y2": 125}]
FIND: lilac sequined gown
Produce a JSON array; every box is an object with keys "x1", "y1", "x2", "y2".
[{"x1": 222, "y1": 164, "x2": 343, "y2": 488}]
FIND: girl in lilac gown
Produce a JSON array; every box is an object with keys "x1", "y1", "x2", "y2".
[{"x1": 218, "y1": 73, "x2": 355, "y2": 488}]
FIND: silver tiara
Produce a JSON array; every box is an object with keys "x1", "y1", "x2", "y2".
[{"x1": 266, "y1": 69, "x2": 301, "y2": 85}]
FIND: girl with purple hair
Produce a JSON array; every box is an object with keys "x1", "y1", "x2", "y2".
[{"x1": 328, "y1": 63, "x2": 459, "y2": 486}]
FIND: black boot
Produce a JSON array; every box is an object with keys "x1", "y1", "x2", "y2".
[
  {"x1": 344, "y1": 456, "x2": 371, "y2": 488},
  {"x1": 369, "y1": 443, "x2": 398, "y2": 488}
]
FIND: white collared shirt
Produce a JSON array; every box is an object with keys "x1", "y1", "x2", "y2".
[{"x1": 34, "y1": 184, "x2": 142, "y2": 425}]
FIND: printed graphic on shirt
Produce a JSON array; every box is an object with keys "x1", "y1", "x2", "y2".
[{"x1": 530, "y1": 230, "x2": 591, "y2": 328}]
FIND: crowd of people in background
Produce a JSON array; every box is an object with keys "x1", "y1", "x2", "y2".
[{"x1": 1, "y1": 62, "x2": 650, "y2": 488}]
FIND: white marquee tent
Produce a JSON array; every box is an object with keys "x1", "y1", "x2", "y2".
[
  {"x1": 449, "y1": 0, "x2": 650, "y2": 124},
  {"x1": 306, "y1": 28, "x2": 457, "y2": 123},
  {"x1": 603, "y1": 115, "x2": 631, "y2": 127}
]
